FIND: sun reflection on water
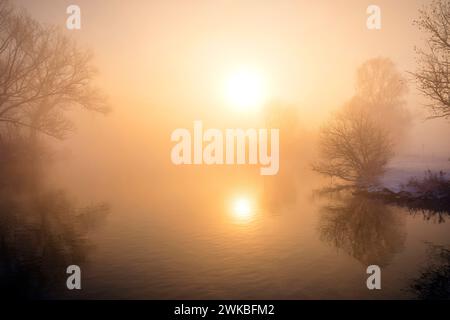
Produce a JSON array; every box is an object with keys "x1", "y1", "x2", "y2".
[{"x1": 231, "y1": 196, "x2": 256, "y2": 223}]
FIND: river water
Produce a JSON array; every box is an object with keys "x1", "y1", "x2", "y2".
[{"x1": 54, "y1": 167, "x2": 450, "y2": 299}]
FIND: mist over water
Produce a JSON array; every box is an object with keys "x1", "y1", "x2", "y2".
[
  {"x1": 40, "y1": 163, "x2": 449, "y2": 299},
  {"x1": 1, "y1": 0, "x2": 450, "y2": 300},
  {"x1": 38, "y1": 112, "x2": 449, "y2": 299}
]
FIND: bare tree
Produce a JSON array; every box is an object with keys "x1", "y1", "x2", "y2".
[
  {"x1": 356, "y1": 58, "x2": 408, "y2": 108},
  {"x1": 313, "y1": 101, "x2": 393, "y2": 187},
  {"x1": 313, "y1": 58, "x2": 409, "y2": 186},
  {"x1": 355, "y1": 57, "x2": 410, "y2": 140},
  {"x1": 0, "y1": 0, "x2": 109, "y2": 141},
  {"x1": 413, "y1": 0, "x2": 450, "y2": 119}
]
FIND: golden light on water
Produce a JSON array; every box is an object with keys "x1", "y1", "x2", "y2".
[
  {"x1": 225, "y1": 67, "x2": 267, "y2": 112},
  {"x1": 231, "y1": 196, "x2": 255, "y2": 223}
]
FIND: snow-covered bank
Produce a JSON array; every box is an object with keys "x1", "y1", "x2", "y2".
[
  {"x1": 380, "y1": 155, "x2": 450, "y2": 193},
  {"x1": 355, "y1": 155, "x2": 450, "y2": 214}
]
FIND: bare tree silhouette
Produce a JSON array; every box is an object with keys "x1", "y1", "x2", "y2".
[
  {"x1": 412, "y1": 0, "x2": 450, "y2": 119},
  {"x1": 0, "y1": 0, "x2": 109, "y2": 142},
  {"x1": 313, "y1": 58, "x2": 410, "y2": 187},
  {"x1": 313, "y1": 101, "x2": 393, "y2": 187}
]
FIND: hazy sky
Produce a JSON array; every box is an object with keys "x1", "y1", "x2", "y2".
[
  {"x1": 13, "y1": 0, "x2": 450, "y2": 189},
  {"x1": 16, "y1": 0, "x2": 428, "y2": 115}
]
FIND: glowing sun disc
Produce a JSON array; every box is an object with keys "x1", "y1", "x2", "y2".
[{"x1": 225, "y1": 68, "x2": 267, "y2": 112}]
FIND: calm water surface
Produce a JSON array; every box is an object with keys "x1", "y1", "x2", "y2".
[
  {"x1": 3, "y1": 163, "x2": 449, "y2": 299},
  {"x1": 54, "y1": 170, "x2": 450, "y2": 299}
]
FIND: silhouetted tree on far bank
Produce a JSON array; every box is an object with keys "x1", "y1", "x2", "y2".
[
  {"x1": 313, "y1": 101, "x2": 393, "y2": 187},
  {"x1": 412, "y1": 0, "x2": 450, "y2": 119},
  {"x1": 0, "y1": 0, "x2": 109, "y2": 142},
  {"x1": 313, "y1": 58, "x2": 409, "y2": 187}
]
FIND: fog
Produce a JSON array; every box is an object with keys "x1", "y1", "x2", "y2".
[
  {"x1": 16, "y1": 0, "x2": 445, "y2": 199},
  {"x1": 2, "y1": 0, "x2": 450, "y2": 299}
]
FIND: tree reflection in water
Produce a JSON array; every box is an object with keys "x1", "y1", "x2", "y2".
[
  {"x1": 408, "y1": 244, "x2": 450, "y2": 299},
  {"x1": 318, "y1": 192, "x2": 406, "y2": 267},
  {"x1": 0, "y1": 189, "x2": 108, "y2": 299}
]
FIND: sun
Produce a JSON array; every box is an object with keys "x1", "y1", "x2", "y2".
[{"x1": 225, "y1": 67, "x2": 267, "y2": 112}]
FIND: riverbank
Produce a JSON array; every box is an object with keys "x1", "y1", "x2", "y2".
[{"x1": 361, "y1": 155, "x2": 450, "y2": 215}]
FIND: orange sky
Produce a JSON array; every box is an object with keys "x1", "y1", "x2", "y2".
[
  {"x1": 16, "y1": 0, "x2": 427, "y2": 117},
  {"x1": 15, "y1": 0, "x2": 450, "y2": 186}
]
